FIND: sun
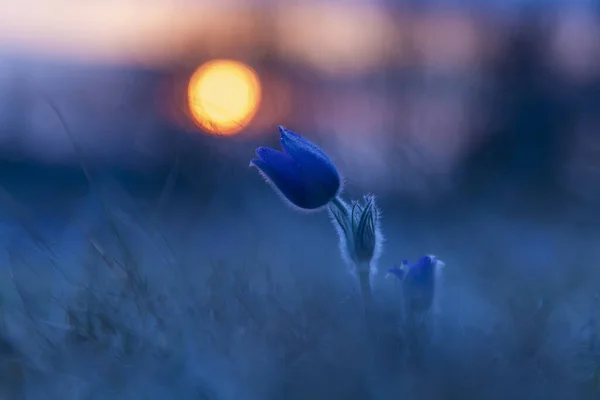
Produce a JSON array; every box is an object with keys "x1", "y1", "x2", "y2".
[{"x1": 187, "y1": 59, "x2": 262, "y2": 135}]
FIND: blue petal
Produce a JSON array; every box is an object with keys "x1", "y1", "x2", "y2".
[
  {"x1": 278, "y1": 126, "x2": 340, "y2": 201},
  {"x1": 417, "y1": 255, "x2": 434, "y2": 267},
  {"x1": 250, "y1": 147, "x2": 319, "y2": 209},
  {"x1": 406, "y1": 256, "x2": 436, "y2": 288}
]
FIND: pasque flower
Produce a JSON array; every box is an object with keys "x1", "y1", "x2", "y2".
[
  {"x1": 251, "y1": 126, "x2": 384, "y2": 310},
  {"x1": 329, "y1": 195, "x2": 382, "y2": 307},
  {"x1": 387, "y1": 255, "x2": 445, "y2": 314},
  {"x1": 387, "y1": 255, "x2": 445, "y2": 362},
  {"x1": 329, "y1": 195, "x2": 382, "y2": 266},
  {"x1": 250, "y1": 126, "x2": 341, "y2": 210}
]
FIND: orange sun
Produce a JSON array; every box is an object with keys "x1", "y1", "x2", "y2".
[{"x1": 187, "y1": 59, "x2": 262, "y2": 135}]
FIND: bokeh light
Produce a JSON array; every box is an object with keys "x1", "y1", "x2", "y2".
[{"x1": 187, "y1": 59, "x2": 261, "y2": 135}]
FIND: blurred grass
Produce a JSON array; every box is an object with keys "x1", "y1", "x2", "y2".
[{"x1": 0, "y1": 177, "x2": 595, "y2": 399}]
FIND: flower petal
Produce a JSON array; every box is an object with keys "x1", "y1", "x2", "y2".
[
  {"x1": 278, "y1": 126, "x2": 340, "y2": 202},
  {"x1": 405, "y1": 256, "x2": 436, "y2": 289},
  {"x1": 250, "y1": 147, "x2": 320, "y2": 209}
]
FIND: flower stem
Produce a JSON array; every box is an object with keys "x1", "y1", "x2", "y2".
[
  {"x1": 330, "y1": 196, "x2": 349, "y2": 216},
  {"x1": 357, "y1": 265, "x2": 372, "y2": 313},
  {"x1": 357, "y1": 262, "x2": 379, "y2": 390}
]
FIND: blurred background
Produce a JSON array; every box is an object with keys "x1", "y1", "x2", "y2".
[
  {"x1": 1, "y1": 0, "x2": 599, "y2": 213},
  {"x1": 1, "y1": 0, "x2": 600, "y2": 398}
]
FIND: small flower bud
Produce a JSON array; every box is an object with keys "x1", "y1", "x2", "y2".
[
  {"x1": 329, "y1": 195, "x2": 383, "y2": 306},
  {"x1": 329, "y1": 195, "x2": 382, "y2": 267}
]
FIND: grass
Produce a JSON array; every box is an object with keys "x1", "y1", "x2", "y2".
[{"x1": 0, "y1": 174, "x2": 598, "y2": 399}]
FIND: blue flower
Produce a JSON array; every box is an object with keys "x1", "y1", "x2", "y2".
[
  {"x1": 250, "y1": 126, "x2": 341, "y2": 210},
  {"x1": 387, "y1": 255, "x2": 445, "y2": 313},
  {"x1": 405, "y1": 255, "x2": 437, "y2": 287}
]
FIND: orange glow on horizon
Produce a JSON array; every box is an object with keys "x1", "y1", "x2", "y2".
[{"x1": 187, "y1": 59, "x2": 261, "y2": 135}]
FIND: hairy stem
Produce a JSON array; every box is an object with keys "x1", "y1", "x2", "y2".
[
  {"x1": 356, "y1": 262, "x2": 376, "y2": 339},
  {"x1": 330, "y1": 196, "x2": 349, "y2": 216},
  {"x1": 357, "y1": 266, "x2": 372, "y2": 312},
  {"x1": 357, "y1": 262, "x2": 379, "y2": 390}
]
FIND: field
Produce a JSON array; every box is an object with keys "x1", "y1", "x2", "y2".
[{"x1": 0, "y1": 164, "x2": 597, "y2": 400}]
